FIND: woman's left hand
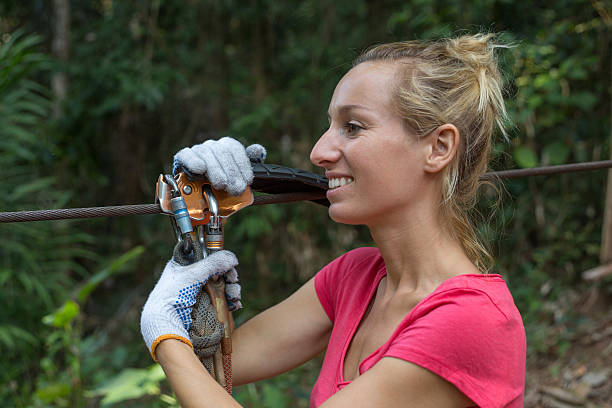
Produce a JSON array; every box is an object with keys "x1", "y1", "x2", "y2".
[{"x1": 172, "y1": 137, "x2": 266, "y2": 196}]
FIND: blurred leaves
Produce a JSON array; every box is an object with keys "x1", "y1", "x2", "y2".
[
  {"x1": 513, "y1": 146, "x2": 538, "y2": 168},
  {"x1": 77, "y1": 245, "x2": 145, "y2": 303},
  {"x1": 89, "y1": 365, "x2": 172, "y2": 406}
]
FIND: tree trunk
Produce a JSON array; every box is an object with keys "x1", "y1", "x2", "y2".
[
  {"x1": 51, "y1": 0, "x2": 70, "y2": 118},
  {"x1": 600, "y1": 24, "x2": 612, "y2": 264}
]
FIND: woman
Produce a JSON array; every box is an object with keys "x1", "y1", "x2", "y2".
[{"x1": 141, "y1": 33, "x2": 526, "y2": 407}]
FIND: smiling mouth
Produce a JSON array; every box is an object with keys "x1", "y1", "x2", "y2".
[{"x1": 328, "y1": 177, "x2": 354, "y2": 189}]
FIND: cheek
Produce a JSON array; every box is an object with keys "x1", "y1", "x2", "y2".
[
  {"x1": 358, "y1": 150, "x2": 424, "y2": 206},
  {"x1": 327, "y1": 138, "x2": 422, "y2": 224},
  {"x1": 359, "y1": 149, "x2": 413, "y2": 188}
]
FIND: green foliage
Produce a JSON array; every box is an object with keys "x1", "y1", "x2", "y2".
[
  {"x1": 30, "y1": 247, "x2": 145, "y2": 408},
  {"x1": 234, "y1": 359, "x2": 321, "y2": 408},
  {"x1": 513, "y1": 145, "x2": 538, "y2": 168},
  {"x1": 0, "y1": 30, "x2": 93, "y2": 404},
  {"x1": 491, "y1": 0, "x2": 609, "y2": 362},
  {"x1": 77, "y1": 245, "x2": 146, "y2": 303},
  {"x1": 89, "y1": 365, "x2": 176, "y2": 407},
  {"x1": 0, "y1": 30, "x2": 150, "y2": 406}
]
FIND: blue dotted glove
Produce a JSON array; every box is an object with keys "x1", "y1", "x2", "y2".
[{"x1": 140, "y1": 250, "x2": 240, "y2": 360}]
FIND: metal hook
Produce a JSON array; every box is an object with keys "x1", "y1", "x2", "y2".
[{"x1": 203, "y1": 185, "x2": 223, "y2": 253}]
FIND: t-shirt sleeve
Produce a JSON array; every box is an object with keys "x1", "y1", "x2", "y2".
[
  {"x1": 383, "y1": 288, "x2": 525, "y2": 408},
  {"x1": 314, "y1": 257, "x2": 338, "y2": 323},
  {"x1": 314, "y1": 247, "x2": 382, "y2": 324}
]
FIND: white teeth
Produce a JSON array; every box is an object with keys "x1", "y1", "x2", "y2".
[{"x1": 328, "y1": 177, "x2": 354, "y2": 189}]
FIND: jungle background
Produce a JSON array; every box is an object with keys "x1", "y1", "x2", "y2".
[{"x1": 0, "y1": 0, "x2": 611, "y2": 407}]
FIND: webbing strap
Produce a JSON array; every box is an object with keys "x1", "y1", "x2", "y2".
[{"x1": 223, "y1": 354, "x2": 232, "y2": 394}]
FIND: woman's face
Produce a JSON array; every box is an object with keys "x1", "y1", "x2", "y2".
[{"x1": 310, "y1": 61, "x2": 432, "y2": 226}]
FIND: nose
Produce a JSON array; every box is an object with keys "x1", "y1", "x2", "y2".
[{"x1": 310, "y1": 128, "x2": 341, "y2": 168}]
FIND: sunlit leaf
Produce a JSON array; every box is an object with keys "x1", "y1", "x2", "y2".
[
  {"x1": 90, "y1": 365, "x2": 166, "y2": 406},
  {"x1": 513, "y1": 146, "x2": 538, "y2": 168},
  {"x1": 43, "y1": 300, "x2": 80, "y2": 328},
  {"x1": 35, "y1": 382, "x2": 71, "y2": 403},
  {"x1": 544, "y1": 142, "x2": 570, "y2": 165}
]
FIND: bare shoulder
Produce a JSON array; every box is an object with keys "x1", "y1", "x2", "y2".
[{"x1": 321, "y1": 357, "x2": 474, "y2": 408}]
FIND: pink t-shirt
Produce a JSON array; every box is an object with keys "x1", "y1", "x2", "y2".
[{"x1": 311, "y1": 247, "x2": 526, "y2": 408}]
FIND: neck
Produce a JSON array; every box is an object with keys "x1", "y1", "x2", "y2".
[{"x1": 368, "y1": 203, "x2": 477, "y2": 299}]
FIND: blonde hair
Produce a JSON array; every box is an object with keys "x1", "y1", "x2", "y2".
[{"x1": 354, "y1": 33, "x2": 510, "y2": 271}]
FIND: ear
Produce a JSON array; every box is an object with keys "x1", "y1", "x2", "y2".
[{"x1": 423, "y1": 124, "x2": 459, "y2": 174}]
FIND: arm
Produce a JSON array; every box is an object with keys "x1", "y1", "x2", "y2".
[
  {"x1": 154, "y1": 277, "x2": 332, "y2": 407},
  {"x1": 320, "y1": 357, "x2": 474, "y2": 408},
  {"x1": 231, "y1": 276, "x2": 333, "y2": 385},
  {"x1": 152, "y1": 261, "x2": 481, "y2": 407},
  {"x1": 157, "y1": 340, "x2": 240, "y2": 408},
  {"x1": 156, "y1": 345, "x2": 472, "y2": 408}
]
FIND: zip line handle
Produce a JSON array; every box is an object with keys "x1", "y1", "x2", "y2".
[{"x1": 158, "y1": 174, "x2": 247, "y2": 394}]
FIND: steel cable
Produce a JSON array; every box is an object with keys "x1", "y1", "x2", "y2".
[
  {"x1": 0, "y1": 204, "x2": 162, "y2": 223},
  {"x1": 481, "y1": 159, "x2": 612, "y2": 180},
  {"x1": 0, "y1": 192, "x2": 328, "y2": 223},
  {"x1": 2, "y1": 160, "x2": 611, "y2": 224}
]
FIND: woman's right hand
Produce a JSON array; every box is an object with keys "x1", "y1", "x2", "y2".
[{"x1": 140, "y1": 250, "x2": 241, "y2": 361}]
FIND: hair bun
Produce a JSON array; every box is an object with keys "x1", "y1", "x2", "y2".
[
  {"x1": 445, "y1": 34, "x2": 510, "y2": 136},
  {"x1": 446, "y1": 33, "x2": 505, "y2": 69}
]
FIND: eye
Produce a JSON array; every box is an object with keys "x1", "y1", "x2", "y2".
[{"x1": 343, "y1": 122, "x2": 363, "y2": 137}]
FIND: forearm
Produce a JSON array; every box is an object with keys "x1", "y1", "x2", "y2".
[
  {"x1": 231, "y1": 314, "x2": 324, "y2": 385},
  {"x1": 156, "y1": 339, "x2": 242, "y2": 408},
  {"x1": 231, "y1": 279, "x2": 332, "y2": 386},
  {"x1": 230, "y1": 312, "x2": 295, "y2": 386}
]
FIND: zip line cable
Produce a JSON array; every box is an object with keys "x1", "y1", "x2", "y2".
[
  {"x1": 481, "y1": 159, "x2": 612, "y2": 180},
  {"x1": 2, "y1": 160, "x2": 612, "y2": 224},
  {"x1": 0, "y1": 192, "x2": 327, "y2": 223}
]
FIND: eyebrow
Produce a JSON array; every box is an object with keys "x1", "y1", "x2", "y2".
[{"x1": 327, "y1": 104, "x2": 372, "y2": 120}]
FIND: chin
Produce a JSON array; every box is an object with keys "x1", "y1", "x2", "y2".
[{"x1": 328, "y1": 204, "x2": 367, "y2": 226}]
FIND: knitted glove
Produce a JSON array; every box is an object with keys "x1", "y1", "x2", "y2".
[
  {"x1": 140, "y1": 250, "x2": 240, "y2": 361},
  {"x1": 173, "y1": 137, "x2": 266, "y2": 196}
]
